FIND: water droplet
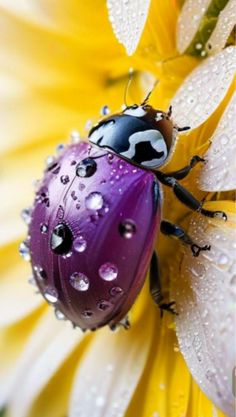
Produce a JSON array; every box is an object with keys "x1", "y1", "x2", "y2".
[
  {"x1": 54, "y1": 308, "x2": 66, "y2": 320},
  {"x1": 85, "y1": 119, "x2": 93, "y2": 131},
  {"x1": 60, "y1": 175, "x2": 70, "y2": 185},
  {"x1": 28, "y1": 276, "x2": 36, "y2": 286},
  {"x1": 56, "y1": 205, "x2": 64, "y2": 219},
  {"x1": 95, "y1": 396, "x2": 105, "y2": 407},
  {"x1": 78, "y1": 183, "x2": 86, "y2": 191},
  {"x1": 97, "y1": 300, "x2": 112, "y2": 311},
  {"x1": 40, "y1": 223, "x2": 48, "y2": 234},
  {"x1": 44, "y1": 286, "x2": 58, "y2": 303},
  {"x1": 33, "y1": 265, "x2": 47, "y2": 281},
  {"x1": 70, "y1": 130, "x2": 80, "y2": 143},
  {"x1": 74, "y1": 236, "x2": 87, "y2": 253},
  {"x1": 218, "y1": 253, "x2": 229, "y2": 265},
  {"x1": 45, "y1": 155, "x2": 55, "y2": 168},
  {"x1": 107, "y1": 153, "x2": 114, "y2": 164},
  {"x1": 119, "y1": 219, "x2": 136, "y2": 239},
  {"x1": 70, "y1": 272, "x2": 90, "y2": 291},
  {"x1": 82, "y1": 309, "x2": 93, "y2": 318},
  {"x1": 85, "y1": 192, "x2": 104, "y2": 210},
  {"x1": 189, "y1": 262, "x2": 206, "y2": 278},
  {"x1": 99, "y1": 263, "x2": 118, "y2": 281},
  {"x1": 195, "y1": 43, "x2": 202, "y2": 50},
  {"x1": 56, "y1": 143, "x2": 65, "y2": 153},
  {"x1": 76, "y1": 202, "x2": 81, "y2": 210},
  {"x1": 76, "y1": 158, "x2": 97, "y2": 178},
  {"x1": 21, "y1": 208, "x2": 31, "y2": 225},
  {"x1": 50, "y1": 223, "x2": 73, "y2": 255},
  {"x1": 110, "y1": 286, "x2": 123, "y2": 297},
  {"x1": 19, "y1": 240, "x2": 31, "y2": 261},
  {"x1": 100, "y1": 105, "x2": 110, "y2": 116},
  {"x1": 71, "y1": 190, "x2": 77, "y2": 200}
]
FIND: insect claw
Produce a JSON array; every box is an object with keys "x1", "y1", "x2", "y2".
[
  {"x1": 191, "y1": 243, "x2": 211, "y2": 257},
  {"x1": 159, "y1": 301, "x2": 178, "y2": 317}
]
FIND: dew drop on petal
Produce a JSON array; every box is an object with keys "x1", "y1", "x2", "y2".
[
  {"x1": 99, "y1": 263, "x2": 118, "y2": 281},
  {"x1": 54, "y1": 308, "x2": 66, "y2": 321},
  {"x1": 44, "y1": 286, "x2": 58, "y2": 303},
  {"x1": 33, "y1": 265, "x2": 47, "y2": 281},
  {"x1": 21, "y1": 208, "x2": 32, "y2": 225},
  {"x1": 73, "y1": 236, "x2": 87, "y2": 253},
  {"x1": 85, "y1": 192, "x2": 104, "y2": 210},
  {"x1": 50, "y1": 223, "x2": 73, "y2": 255},
  {"x1": 76, "y1": 158, "x2": 97, "y2": 178},
  {"x1": 70, "y1": 272, "x2": 90, "y2": 291},
  {"x1": 97, "y1": 300, "x2": 112, "y2": 311},
  {"x1": 19, "y1": 240, "x2": 31, "y2": 261},
  {"x1": 82, "y1": 309, "x2": 93, "y2": 318},
  {"x1": 110, "y1": 286, "x2": 124, "y2": 297},
  {"x1": 60, "y1": 175, "x2": 70, "y2": 185}
]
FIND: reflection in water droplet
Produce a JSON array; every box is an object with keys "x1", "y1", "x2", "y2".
[
  {"x1": 21, "y1": 208, "x2": 31, "y2": 225},
  {"x1": 74, "y1": 236, "x2": 87, "y2": 253},
  {"x1": 100, "y1": 105, "x2": 110, "y2": 116},
  {"x1": 40, "y1": 223, "x2": 48, "y2": 234},
  {"x1": 70, "y1": 272, "x2": 90, "y2": 291},
  {"x1": 97, "y1": 300, "x2": 112, "y2": 311},
  {"x1": 60, "y1": 175, "x2": 70, "y2": 185},
  {"x1": 44, "y1": 286, "x2": 58, "y2": 303},
  {"x1": 99, "y1": 263, "x2": 118, "y2": 281},
  {"x1": 76, "y1": 158, "x2": 97, "y2": 178},
  {"x1": 85, "y1": 192, "x2": 104, "y2": 210},
  {"x1": 50, "y1": 223, "x2": 73, "y2": 255},
  {"x1": 119, "y1": 219, "x2": 136, "y2": 239},
  {"x1": 110, "y1": 286, "x2": 123, "y2": 297},
  {"x1": 55, "y1": 308, "x2": 66, "y2": 320},
  {"x1": 19, "y1": 241, "x2": 31, "y2": 261}
]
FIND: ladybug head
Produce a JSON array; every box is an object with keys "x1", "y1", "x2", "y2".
[{"x1": 89, "y1": 103, "x2": 178, "y2": 170}]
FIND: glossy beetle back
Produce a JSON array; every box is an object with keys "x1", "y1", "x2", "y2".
[{"x1": 28, "y1": 142, "x2": 161, "y2": 330}]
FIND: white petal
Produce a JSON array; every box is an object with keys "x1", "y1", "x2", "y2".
[
  {"x1": 8, "y1": 314, "x2": 83, "y2": 417},
  {"x1": 199, "y1": 91, "x2": 236, "y2": 191},
  {"x1": 172, "y1": 206, "x2": 236, "y2": 417},
  {"x1": 171, "y1": 46, "x2": 236, "y2": 130},
  {"x1": 176, "y1": 0, "x2": 211, "y2": 53},
  {"x1": 206, "y1": 0, "x2": 236, "y2": 55},
  {"x1": 106, "y1": 0, "x2": 151, "y2": 55},
  {"x1": 0, "y1": 259, "x2": 43, "y2": 327},
  {"x1": 69, "y1": 317, "x2": 152, "y2": 417}
]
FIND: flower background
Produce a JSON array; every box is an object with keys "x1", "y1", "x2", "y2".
[{"x1": 0, "y1": 1, "x2": 235, "y2": 417}]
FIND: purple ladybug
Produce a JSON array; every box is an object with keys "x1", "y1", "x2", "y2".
[{"x1": 21, "y1": 93, "x2": 227, "y2": 331}]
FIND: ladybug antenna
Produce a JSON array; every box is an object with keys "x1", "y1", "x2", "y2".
[
  {"x1": 124, "y1": 67, "x2": 134, "y2": 108},
  {"x1": 141, "y1": 79, "x2": 159, "y2": 106}
]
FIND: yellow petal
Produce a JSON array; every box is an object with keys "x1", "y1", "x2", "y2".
[{"x1": 173, "y1": 201, "x2": 236, "y2": 417}]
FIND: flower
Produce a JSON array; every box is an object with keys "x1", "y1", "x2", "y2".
[{"x1": 0, "y1": 1, "x2": 235, "y2": 417}]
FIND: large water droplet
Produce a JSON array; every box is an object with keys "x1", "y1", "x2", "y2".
[
  {"x1": 21, "y1": 208, "x2": 31, "y2": 225},
  {"x1": 85, "y1": 192, "x2": 104, "y2": 210},
  {"x1": 19, "y1": 240, "x2": 31, "y2": 261},
  {"x1": 99, "y1": 263, "x2": 118, "y2": 281},
  {"x1": 50, "y1": 223, "x2": 73, "y2": 255},
  {"x1": 76, "y1": 158, "x2": 97, "y2": 178},
  {"x1": 119, "y1": 219, "x2": 136, "y2": 239},
  {"x1": 73, "y1": 236, "x2": 87, "y2": 253},
  {"x1": 44, "y1": 286, "x2": 58, "y2": 303},
  {"x1": 70, "y1": 272, "x2": 90, "y2": 291}
]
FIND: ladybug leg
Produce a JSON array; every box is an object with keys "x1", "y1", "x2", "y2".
[
  {"x1": 149, "y1": 252, "x2": 177, "y2": 317},
  {"x1": 161, "y1": 220, "x2": 211, "y2": 257},
  {"x1": 156, "y1": 173, "x2": 227, "y2": 220},
  {"x1": 159, "y1": 155, "x2": 205, "y2": 180}
]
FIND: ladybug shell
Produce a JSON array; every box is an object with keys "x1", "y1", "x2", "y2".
[{"x1": 29, "y1": 142, "x2": 161, "y2": 330}]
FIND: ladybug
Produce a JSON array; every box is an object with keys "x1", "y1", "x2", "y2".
[{"x1": 21, "y1": 93, "x2": 227, "y2": 331}]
